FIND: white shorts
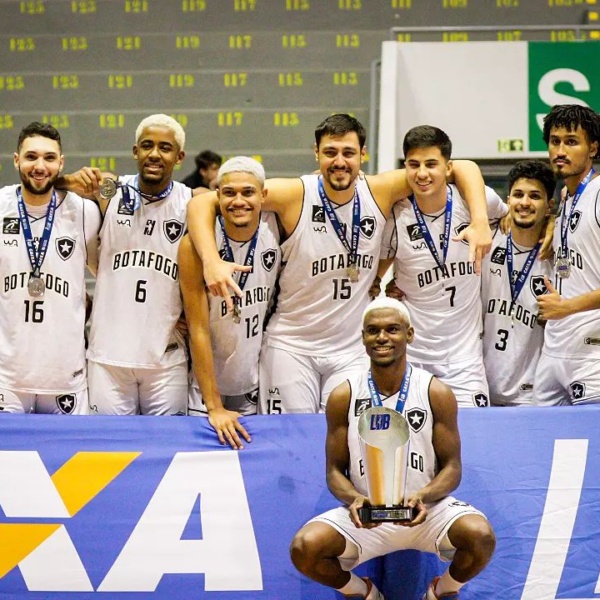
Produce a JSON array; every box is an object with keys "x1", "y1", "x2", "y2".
[
  {"x1": 310, "y1": 496, "x2": 485, "y2": 570},
  {"x1": 412, "y1": 356, "x2": 489, "y2": 408},
  {"x1": 0, "y1": 388, "x2": 89, "y2": 415},
  {"x1": 88, "y1": 360, "x2": 188, "y2": 415},
  {"x1": 259, "y1": 344, "x2": 369, "y2": 414},
  {"x1": 534, "y1": 351, "x2": 600, "y2": 406},
  {"x1": 188, "y1": 384, "x2": 258, "y2": 416}
]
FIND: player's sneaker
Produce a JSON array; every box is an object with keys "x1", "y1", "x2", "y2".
[
  {"x1": 422, "y1": 576, "x2": 460, "y2": 600},
  {"x1": 344, "y1": 577, "x2": 384, "y2": 599}
]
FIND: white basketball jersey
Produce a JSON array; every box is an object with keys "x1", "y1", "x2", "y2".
[
  {"x1": 192, "y1": 213, "x2": 280, "y2": 396},
  {"x1": 381, "y1": 185, "x2": 507, "y2": 364},
  {"x1": 481, "y1": 230, "x2": 553, "y2": 405},
  {"x1": 545, "y1": 176, "x2": 600, "y2": 358},
  {"x1": 0, "y1": 185, "x2": 97, "y2": 394},
  {"x1": 266, "y1": 174, "x2": 386, "y2": 355},
  {"x1": 88, "y1": 176, "x2": 191, "y2": 368},
  {"x1": 346, "y1": 366, "x2": 436, "y2": 502}
]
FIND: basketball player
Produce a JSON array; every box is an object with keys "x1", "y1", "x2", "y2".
[
  {"x1": 534, "y1": 104, "x2": 600, "y2": 405},
  {"x1": 482, "y1": 160, "x2": 555, "y2": 406},
  {"x1": 289, "y1": 297, "x2": 495, "y2": 600},
  {"x1": 377, "y1": 126, "x2": 507, "y2": 408},
  {"x1": 187, "y1": 114, "x2": 494, "y2": 414},
  {"x1": 58, "y1": 115, "x2": 193, "y2": 416},
  {"x1": 179, "y1": 157, "x2": 280, "y2": 449},
  {"x1": 0, "y1": 122, "x2": 100, "y2": 414}
]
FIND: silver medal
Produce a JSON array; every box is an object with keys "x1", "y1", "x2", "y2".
[
  {"x1": 27, "y1": 276, "x2": 45, "y2": 298},
  {"x1": 347, "y1": 263, "x2": 360, "y2": 283},
  {"x1": 99, "y1": 178, "x2": 118, "y2": 199},
  {"x1": 232, "y1": 303, "x2": 242, "y2": 325},
  {"x1": 556, "y1": 257, "x2": 571, "y2": 279}
]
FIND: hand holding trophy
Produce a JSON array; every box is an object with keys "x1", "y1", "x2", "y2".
[{"x1": 357, "y1": 405, "x2": 417, "y2": 524}]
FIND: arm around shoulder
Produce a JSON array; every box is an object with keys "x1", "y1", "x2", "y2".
[
  {"x1": 261, "y1": 177, "x2": 304, "y2": 235},
  {"x1": 186, "y1": 192, "x2": 220, "y2": 262}
]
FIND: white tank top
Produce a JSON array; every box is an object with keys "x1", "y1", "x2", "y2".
[
  {"x1": 544, "y1": 176, "x2": 600, "y2": 358},
  {"x1": 346, "y1": 366, "x2": 437, "y2": 502},
  {"x1": 482, "y1": 230, "x2": 553, "y2": 405},
  {"x1": 192, "y1": 213, "x2": 281, "y2": 396},
  {"x1": 0, "y1": 185, "x2": 99, "y2": 393},
  {"x1": 88, "y1": 176, "x2": 191, "y2": 368},
  {"x1": 266, "y1": 174, "x2": 386, "y2": 355},
  {"x1": 381, "y1": 185, "x2": 507, "y2": 364}
]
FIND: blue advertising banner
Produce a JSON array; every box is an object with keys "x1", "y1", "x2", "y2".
[{"x1": 0, "y1": 408, "x2": 599, "y2": 600}]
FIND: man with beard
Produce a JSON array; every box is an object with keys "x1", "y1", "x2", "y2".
[
  {"x1": 535, "y1": 104, "x2": 600, "y2": 405},
  {"x1": 481, "y1": 160, "x2": 555, "y2": 406},
  {"x1": 187, "y1": 114, "x2": 494, "y2": 414},
  {"x1": 0, "y1": 122, "x2": 100, "y2": 413}
]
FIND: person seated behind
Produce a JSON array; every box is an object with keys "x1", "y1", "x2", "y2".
[
  {"x1": 181, "y1": 149, "x2": 222, "y2": 191},
  {"x1": 290, "y1": 297, "x2": 495, "y2": 600}
]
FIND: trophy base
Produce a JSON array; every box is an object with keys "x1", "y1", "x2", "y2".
[{"x1": 358, "y1": 505, "x2": 416, "y2": 523}]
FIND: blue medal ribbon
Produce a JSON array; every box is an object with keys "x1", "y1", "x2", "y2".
[
  {"x1": 559, "y1": 168, "x2": 595, "y2": 258},
  {"x1": 410, "y1": 185, "x2": 453, "y2": 274},
  {"x1": 121, "y1": 176, "x2": 174, "y2": 211},
  {"x1": 506, "y1": 233, "x2": 540, "y2": 308},
  {"x1": 317, "y1": 177, "x2": 361, "y2": 270},
  {"x1": 16, "y1": 186, "x2": 57, "y2": 279},
  {"x1": 218, "y1": 215, "x2": 259, "y2": 306},
  {"x1": 367, "y1": 364, "x2": 412, "y2": 414}
]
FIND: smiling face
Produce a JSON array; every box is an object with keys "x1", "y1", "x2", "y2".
[
  {"x1": 362, "y1": 308, "x2": 414, "y2": 368},
  {"x1": 218, "y1": 171, "x2": 265, "y2": 233},
  {"x1": 315, "y1": 132, "x2": 365, "y2": 194},
  {"x1": 404, "y1": 145, "x2": 452, "y2": 203},
  {"x1": 133, "y1": 125, "x2": 184, "y2": 190},
  {"x1": 14, "y1": 135, "x2": 64, "y2": 197},
  {"x1": 508, "y1": 177, "x2": 550, "y2": 231}
]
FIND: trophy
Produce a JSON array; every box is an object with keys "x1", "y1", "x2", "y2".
[{"x1": 357, "y1": 406, "x2": 416, "y2": 523}]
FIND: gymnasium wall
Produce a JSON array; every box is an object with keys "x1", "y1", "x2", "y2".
[{"x1": 0, "y1": 0, "x2": 596, "y2": 183}]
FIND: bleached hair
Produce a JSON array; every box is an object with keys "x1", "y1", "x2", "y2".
[
  {"x1": 135, "y1": 114, "x2": 185, "y2": 151},
  {"x1": 362, "y1": 297, "x2": 412, "y2": 328},
  {"x1": 216, "y1": 156, "x2": 265, "y2": 187}
]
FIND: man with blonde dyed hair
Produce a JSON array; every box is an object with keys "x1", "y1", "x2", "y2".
[
  {"x1": 179, "y1": 157, "x2": 281, "y2": 448},
  {"x1": 59, "y1": 113, "x2": 193, "y2": 415},
  {"x1": 290, "y1": 296, "x2": 495, "y2": 600}
]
